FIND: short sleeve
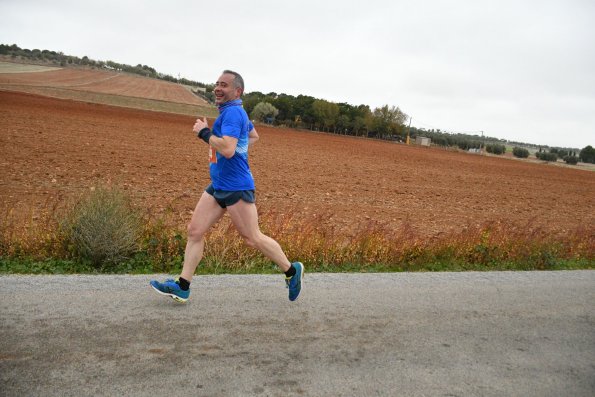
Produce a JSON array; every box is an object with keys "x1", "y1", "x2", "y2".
[{"x1": 220, "y1": 108, "x2": 243, "y2": 139}]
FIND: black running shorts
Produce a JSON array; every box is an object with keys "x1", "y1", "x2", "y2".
[{"x1": 205, "y1": 184, "x2": 255, "y2": 208}]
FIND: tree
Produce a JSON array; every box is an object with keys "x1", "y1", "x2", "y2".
[
  {"x1": 312, "y1": 99, "x2": 339, "y2": 131},
  {"x1": 352, "y1": 116, "x2": 367, "y2": 136},
  {"x1": 579, "y1": 145, "x2": 595, "y2": 164},
  {"x1": 555, "y1": 148, "x2": 571, "y2": 159},
  {"x1": 513, "y1": 147, "x2": 529, "y2": 158},
  {"x1": 563, "y1": 156, "x2": 578, "y2": 165},
  {"x1": 272, "y1": 94, "x2": 295, "y2": 124},
  {"x1": 486, "y1": 144, "x2": 506, "y2": 155},
  {"x1": 535, "y1": 152, "x2": 558, "y2": 162},
  {"x1": 371, "y1": 105, "x2": 408, "y2": 139},
  {"x1": 293, "y1": 95, "x2": 316, "y2": 128},
  {"x1": 336, "y1": 115, "x2": 351, "y2": 134},
  {"x1": 250, "y1": 102, "x2": 279, "y2": 123},
  {"x1": 242, "y1": 91, "x2": 264, "y2": 116}
]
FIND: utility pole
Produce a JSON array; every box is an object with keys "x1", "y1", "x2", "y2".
[{"x1": 406, "y1": 117, "x2": 412, "y2": 145}]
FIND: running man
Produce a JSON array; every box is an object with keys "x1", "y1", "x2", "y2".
[{"x1": 150, "y1": 70, "x2": 303, "y2": 302}]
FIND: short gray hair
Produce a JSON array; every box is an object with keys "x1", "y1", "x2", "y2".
[{"x1": 223, "y1": 70, "x2": 244, "y2": 93}]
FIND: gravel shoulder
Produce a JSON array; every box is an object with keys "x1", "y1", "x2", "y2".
[{"x1": 1, "y1": 271, "x2": 594, "y2": 396}]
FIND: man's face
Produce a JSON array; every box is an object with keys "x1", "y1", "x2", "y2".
[{"x1": 214, "y1": 73, "x2": 241, "y2": 105}]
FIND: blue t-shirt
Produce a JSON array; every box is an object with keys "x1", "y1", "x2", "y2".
[{"x1": 209, "y1": 99, "x2": 255, "y2": 191}]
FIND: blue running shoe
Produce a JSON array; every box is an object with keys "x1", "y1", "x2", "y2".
[
  {"x1": 150, "y1": 278, "x2": 190, "y2": 303},
  {"x1": 285, "y1": 262, "x2": 304, "y2": 301}
]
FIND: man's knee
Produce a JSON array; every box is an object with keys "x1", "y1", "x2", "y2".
[
  {"x1": 187, "y1": 223, "x2": 206, "y2": 242},
  {"x1": 241, "y1": 232, "x2": 264, "y2": 249}
]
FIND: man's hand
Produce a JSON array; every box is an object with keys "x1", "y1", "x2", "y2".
[
  {"x1": 193, "y1": 116, "x2": 238, "y2": 158},
  {"x1": 193, "y1": 117, "x2": 212, "y2": 144}
]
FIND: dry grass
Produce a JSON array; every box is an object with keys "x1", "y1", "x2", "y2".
[
  {"x1": 130, "y1": 206, "x2": 595, "y2": 272},
  {"x1": 0, "y1": 203, "x2": 66, "y2": 260},
  {"x1": 1, "y1": 198, "x2": 593, "y2": 273}
]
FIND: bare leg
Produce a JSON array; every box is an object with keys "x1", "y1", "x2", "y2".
[
  {"x1": 180, "y1": 192, "x2": 225, "y2": 282},
  {"x1": 227, "y1": 200, "x2": 292, "y2": 272}
]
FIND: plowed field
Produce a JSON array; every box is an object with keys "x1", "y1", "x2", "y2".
[
  {"x1": 0, "y1": 63, "x2": 206, "y2": 105},
  {"x1": 1, "y1": 90, "x2": 594, "y2": 237}
]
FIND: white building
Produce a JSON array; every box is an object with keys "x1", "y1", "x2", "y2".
[{"x1": 416, "y1": 136, "x2": 431, "y2": 146}]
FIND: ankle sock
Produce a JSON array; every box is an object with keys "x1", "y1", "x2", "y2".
[
  {"x1": 284, "y1": 264, "x2": 296, "y2": 278},
  {"x1": 177, "y1": 277, "x2": 190, "y2": 291}
]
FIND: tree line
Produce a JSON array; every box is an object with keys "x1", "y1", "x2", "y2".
[
  {"x1": 240, "y1": 93, "x2": 591, "y2": 159},
  {"x1": 512, "y1": 146, "x2": 594, "y2": 164},
  {"x1": 242, "y1": 91, "x2": 408, "y2": 140}
]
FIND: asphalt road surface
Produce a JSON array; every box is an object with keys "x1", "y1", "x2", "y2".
[{"x1": 1, "y1": 271, "x2": 594, "y2": 397}]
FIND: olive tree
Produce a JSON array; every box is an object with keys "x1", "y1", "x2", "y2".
[{"x1": 250, "y1": 102, "x2": 279, "y2": 123}]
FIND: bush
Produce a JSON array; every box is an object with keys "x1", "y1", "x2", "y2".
[
  {"x1": 535, "y1": 152, "x2": 558, "y2": 162},
  {"x1": 556, "y1": 149, "x2": 570, "y2": 158},
  {"x1": 486, "y1": 144, "x2": 506, "y2": 155},
  {"x1": 513, "y1": 147, "x2": 529, "y2": 158},
  {"x1": 457, "y1": 139, "x2": 481, "y2": 150},
  {"x1": 61, "y1": 187, "x2": 141, "y2": 267},
  {"x1": 563, "y1": 155, "x2": 578, "y2": 165}
]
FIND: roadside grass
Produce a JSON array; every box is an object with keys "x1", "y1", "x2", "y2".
[{"x1": 1, "y1": 189, "x2": 593, "y2": 274}]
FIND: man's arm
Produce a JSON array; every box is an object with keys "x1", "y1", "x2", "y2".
[
  {"x1": 248, "y1": 127, "x2": 259, "y2": 145},
  {"x1": 193, "y1": 117, "x2": 237, "y2": 159},
  {"x1": 209, "y1": 135, "x2": 237, "y2": 159}
]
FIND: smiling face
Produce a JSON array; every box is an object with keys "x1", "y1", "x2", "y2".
[{"x1": 214, "y1": 73, "x2": 242, "y2": 105}]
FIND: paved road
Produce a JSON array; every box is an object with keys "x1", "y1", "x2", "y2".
[{"x1": 1, "y1": 271, "x2": 594, "y2": 396}]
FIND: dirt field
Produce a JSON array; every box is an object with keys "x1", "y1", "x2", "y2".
[
  {"x1": 0, "y1": 62, "x2": 61, "y2": 73},
  {"x1": 1, "y1": 89, "x2": 594, "y2": 237},
  {"x1": 0, "y1": 62, "x2": 206, "y2": 106}
]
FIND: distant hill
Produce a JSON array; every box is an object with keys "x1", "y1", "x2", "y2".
[
  {"x1": 0, "y1": 62, "x2": 205, "y2": 105},
  {"x1": 0, "y1": 60, "x2": 217, "y2": 117}
]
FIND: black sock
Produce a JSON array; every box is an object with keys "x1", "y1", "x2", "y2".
[
  {"x1": 284, "y1": 265, "x2": 296, "y2": 278},
  {"x1": 178, "y1": 277, "x2": 190, "y2": 291}
]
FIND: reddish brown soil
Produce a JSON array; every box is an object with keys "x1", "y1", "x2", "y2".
[
  {"x1": 0, "y1": 67, "x2": 205, "y2": 105},
  {"x1": 1, "y1": 90, "x2": 594, "y2": 236}
]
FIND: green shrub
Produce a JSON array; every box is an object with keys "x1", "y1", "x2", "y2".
[
  {"x1": 563, "y1": 155, "x2": 578, "y2": 165},
  {"x1": 457, "y1": 140, "x2": 481, "y2": 150},
  {"x1": 535, "y1": 152, "x2": 558, "y2": 162},
  {"x1": 61, "y1": 187, "x2": 141, "y2": 267},
  {"x1": 579, "y1": 145, "x2": 595, "y2": 164},
  {"x1": 486, "y1": 144, "x2": 506, "y2": 155},
  {"x1": 513, "y1": 147, "x2": 529, "y2": 158},
  {"x1": 556, "y1": 149, "x2": 570, "y2": 158}
]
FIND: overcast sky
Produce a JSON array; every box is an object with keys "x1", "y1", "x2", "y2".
[{"x1": 1, "y1": 0, "x2": 594, "y2": 148}]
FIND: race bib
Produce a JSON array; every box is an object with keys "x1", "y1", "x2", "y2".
[{"x1": 209, "y1": 146, "x2": 217, "y2": 163}]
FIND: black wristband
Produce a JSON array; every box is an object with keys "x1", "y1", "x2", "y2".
[{"x1": 197, "y1": 127, "x2": 212, "y2": 144}]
